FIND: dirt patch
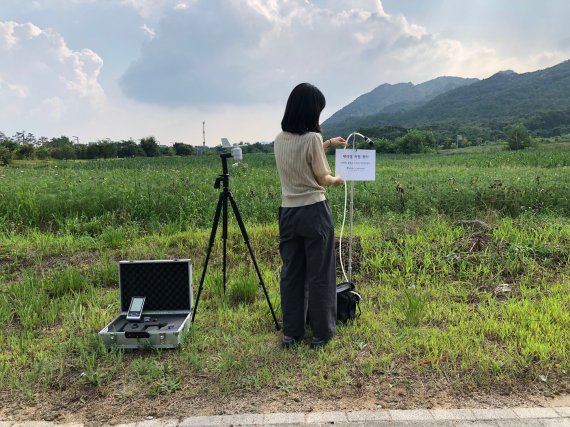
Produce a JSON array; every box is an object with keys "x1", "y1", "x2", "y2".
[
  {"x1": 336, "y1": 236, "x2": 362, "y2": 277},
  {"x1": 0, "y1": 250, "x2": 103, "y2": 286},
  {"x1": 1, "y1": 369, "x2": 568, "y2": 426}
]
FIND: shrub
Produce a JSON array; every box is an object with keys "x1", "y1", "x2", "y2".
[
  {"x1": 396, "y1": 129, "x2": 437, "y2": 154},
  {"x1": 0, "y1": 146, "x2": 13, "y2": 165},
  {"x1": 507, "y1": 124, "x2": 531, "y2": 150}
]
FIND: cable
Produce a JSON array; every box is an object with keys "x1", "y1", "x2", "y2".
[
  {"x1": 338, "y1": 132, "x2": 362, "y2": 284},
  {"x1": 339, "y1": 172, "x2": 349, "y2": 282}
]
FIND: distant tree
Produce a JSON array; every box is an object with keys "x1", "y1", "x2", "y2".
[
  {"x1": 74, "y1": 144, "x2": 88, "y2": 159},
  {"x1": 47, "y1": 136, "x2": 73, "y2": 148},
  {"x1": 0, "y1": 139, "x2": 18, "y2": 152},
  {"x1": 98, "y1": 139, "x2": 119, "y2": 158},
  {"x1": 159, "y1": 145, "x2": 174, "y2": 156},
  {"x1": 254, "y1": 142, "x2": 274, "y2": 153},
  {"x1": 373, "y1": 138, "x2": 397, "y2": 153},
  {"x1": 13, "y1": 131, "x2": 35, "y2": 145},
  {"x1": 117, "y1": 140, "x2": 143, "y2": 157},
  {"x1": 15, "y1": 144, "x2": 35, "y2": 160},
  {"x1": 26, "y1": 132, "x2": 37, "y2": 146},
  {"x1": 173, "y1": 142, "x2": 195, "y2": 156},
  {"x1": 50, "y1": 145, "x2": 77, "y2": 160},
  {"x1": 140, "y1": 136, "x2": 159, "y2": 157},
  {"x1": 396, "y1": 129, "x2": 437, "y2": 154},
  {"x1": 85, "y1": 143, "x2": 101, "y2": 159},
  {"x1": 35, "y1": 147, "x2": 50, "y2": 160},
  {"x1": 507, "y1": 124, "x2": 531, "y2": 150},
  {"x1": 13, "y1": 131, "x2": 23, "y2": 144},
  {"x1": 0, "y1": 146, "x2": 13, "y2": 165},
  {"x1": 441, "y1": 137, "x2": 454, "y2": 149}
]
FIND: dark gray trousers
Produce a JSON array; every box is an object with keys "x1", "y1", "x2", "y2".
[{"x1": 278, "y1": 200, "x2": 336, "y2": 340}]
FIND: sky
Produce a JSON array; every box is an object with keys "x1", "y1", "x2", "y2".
[{"x1": 1, "y1": 0, "x2": 569, "y2": 146}]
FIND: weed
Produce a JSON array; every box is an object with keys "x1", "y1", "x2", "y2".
[
  {"x1": 229, "y1": 270, "x2": 258, "y2": 305},
  {"x1": 403, "y1": 290, "x2": 426, "y2": 327},
  {"x1": 79, "y1": 358, "x2": 107, "y2": 387}
]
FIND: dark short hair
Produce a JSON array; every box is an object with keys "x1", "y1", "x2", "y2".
[{"x1": 281, "y1": 83, "x2": 326, "y2": 135}]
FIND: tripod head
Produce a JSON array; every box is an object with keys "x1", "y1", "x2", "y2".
[
  {"x1": 214, "y1": 148, "x2": 242, "y2": 189},
  {"x1": 214, "y1": 155, "x2": 229, "y2": 189}
]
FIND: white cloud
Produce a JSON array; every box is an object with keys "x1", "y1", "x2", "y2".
[
  {"x1": 0, "y1": 75, "x2": 29, "y2": 98},
  {"x1": 174, "y1": 2, "x2": 190, "y2": 11},
  {"x1": 120, "y1": 0, "x2": 198, "y2": 20},
  {"x1": 118, "y1": 0, "x2": 568, "y2": 111},
  {"x1": 1, "y1": 0, "x2": 568, "y2": 145},
  {"x1": 30, "y1": 0, "x2": 99, "y2": 9},
  {"x1": 0, "y1": 20, "x2": 104, "y2": 126},
  {"x1": 42, "y1": 96, "x2": 66, "y2": 119},
  {"x1": 141, "y1": 24, "x2": 156, "y2": 39}
]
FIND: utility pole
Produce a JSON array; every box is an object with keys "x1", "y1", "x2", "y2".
[{"x1": 202, "y1": 121, "x2": 206, "y2": 147}]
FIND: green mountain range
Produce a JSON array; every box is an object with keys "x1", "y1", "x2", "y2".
[{"x1": 323, "y1": 59, "x2": 570, "y2": 139}]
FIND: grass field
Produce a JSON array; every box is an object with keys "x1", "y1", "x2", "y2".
[
  {"x1": 0, "y1": 143, "x2": 569, "y2": 422},
  {"x1": 0, "y1": 143, "x2": 568, "y2": 232}
]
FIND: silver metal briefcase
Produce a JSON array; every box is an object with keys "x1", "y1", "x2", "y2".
[{"x1": 99, "y1": 259, "x2": 192, "y2": 349}]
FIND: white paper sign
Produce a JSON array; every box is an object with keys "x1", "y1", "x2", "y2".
[{"x1": 335, "y1": 149, "x2": 376, "y2": 181}]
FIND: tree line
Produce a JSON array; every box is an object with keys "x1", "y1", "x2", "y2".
[
  {"x1": 0, "y1": 133, "x2": 274, "y2": 165},
  {"x1": 0, "y1": 122, "x2": 557, "y2": 166},
  {"x1": 325, "y1": 123, "x2": 541, "y2": 154}
]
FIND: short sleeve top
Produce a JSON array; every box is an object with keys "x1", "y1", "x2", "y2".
[{"x1": 274, "y1": 131, "x2": 332, "y2": 207}]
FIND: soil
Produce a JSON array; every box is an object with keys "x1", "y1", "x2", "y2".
[{"x1": 1, "y1": 368, "x2": 569, "y2": 426}]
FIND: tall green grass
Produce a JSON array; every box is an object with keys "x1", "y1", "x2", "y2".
[{"x1": 0, "y1": 144, "x2": 568, "y2": 232}]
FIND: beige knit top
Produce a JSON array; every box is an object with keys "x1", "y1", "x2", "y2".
[{"x1": 274, "y1": 131, "x2": 332, "y2": 207}]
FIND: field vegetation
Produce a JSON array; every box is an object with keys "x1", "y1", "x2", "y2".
[{"x1": 0, "y1": 142, "x2": 568, "y2": 423}]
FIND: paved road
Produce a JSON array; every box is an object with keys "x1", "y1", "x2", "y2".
[{"x1": 2, "y1": 407, "x2": 570, "y2": 426}]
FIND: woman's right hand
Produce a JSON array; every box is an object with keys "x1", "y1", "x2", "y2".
[
  {"x1": 323, "y1": 137, "x2": 348, "y2": 149},
  {"x1": 317, "y1": 174, "x2": 344, "y2": 187},
  {"x1": 329, "y1": 137, "x2": 348, "y2": 148},
  {"x1": 333, "y1": 175, "x2": 344, "y2": 186}
]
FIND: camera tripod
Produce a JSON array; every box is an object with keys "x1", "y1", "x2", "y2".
[{"x1": 191, "y1": 153, "x2": 280, "y2": 330}]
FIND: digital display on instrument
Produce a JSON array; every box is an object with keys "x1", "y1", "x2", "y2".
[
  {"x1": 127, "y1": 296, "x2": 146, "y2": 320},
  {"x1": 130, "y1": 298, "x2": 144, "y2": 312}
]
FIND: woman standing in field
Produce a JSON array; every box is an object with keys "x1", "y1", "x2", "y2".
[{"x1": 274, "y1": 83, "x2": 347, "y2": 349}]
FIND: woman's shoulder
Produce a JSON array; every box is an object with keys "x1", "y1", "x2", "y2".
[
  {"x1": 275, "y1": 131, "x2": 322, "y2": 143},
  {"x1": 304, "y1": 132, "x2": 322, "y2": 140},
  {"x1": 275, "y1": 131, "x2": 293, "y2": 142},
  {"x1": 305, "y1": 132, "x2": 323, "y2": 148}
]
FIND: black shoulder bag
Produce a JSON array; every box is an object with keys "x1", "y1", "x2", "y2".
[{"x1": 336, "y1": 282, "x2": 361, "y2": 323}]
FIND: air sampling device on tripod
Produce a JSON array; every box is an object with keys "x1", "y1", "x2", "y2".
[{"x1": 191, "y1": 147, "x2": 280, "y2": 330}]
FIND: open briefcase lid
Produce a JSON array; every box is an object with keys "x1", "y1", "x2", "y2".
[{"x1": 119, "y1": 259, "x2": 192, "y2": 313}]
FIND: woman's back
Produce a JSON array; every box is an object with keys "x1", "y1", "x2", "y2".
[{"x1": 274, "y1": 131, "x2": 331, "y2": 208}]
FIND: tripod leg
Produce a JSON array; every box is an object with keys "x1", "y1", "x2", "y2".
[
  {"x1": 222, "y1": 189, "x2": 228, "y2": 293},
  {"x1": 228, "y1": 192, "x2": 281, "y2": 330},
  {"x1": 191, "y1": 192, "x2": 224, "y2": 323}
]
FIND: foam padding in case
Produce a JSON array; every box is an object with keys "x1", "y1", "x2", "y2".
[{"x1": 119, "y1": 260, "x2": 191, "y2": 312}]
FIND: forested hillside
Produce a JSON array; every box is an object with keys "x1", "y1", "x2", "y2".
[
  {"x1": 324, "y1": 60, "x2": 570, "y2": 140},
  {"x1": 323, "y1": 76, "x2": 478, "y2": 130}
]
